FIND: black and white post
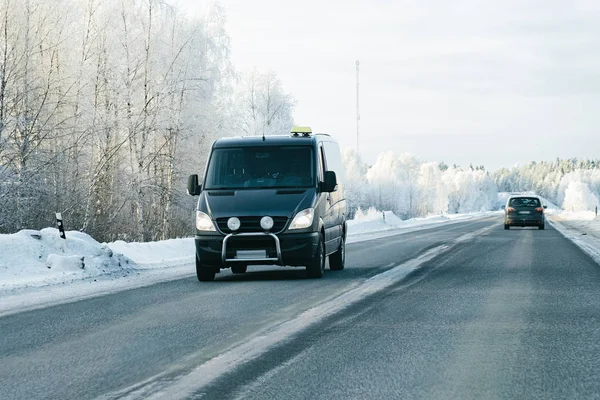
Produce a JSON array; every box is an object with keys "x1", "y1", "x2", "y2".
[
  {"x1": 56, "y1": 213, "x2": 68, "y2": 252},
  {"x1": 56, "y1": 213, "x2": 66, "y2": 240}
]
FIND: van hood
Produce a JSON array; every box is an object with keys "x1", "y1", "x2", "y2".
[{"x1": 201, "y1": 189, "x2": 315, "y2": 219}]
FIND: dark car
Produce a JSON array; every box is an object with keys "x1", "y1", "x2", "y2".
[
  {"x1": 187, "y1": 126, "x2": 347, "y2": 281},
  {"x1": 503, "y1": 195, "x2": 546, "y2": 230}
]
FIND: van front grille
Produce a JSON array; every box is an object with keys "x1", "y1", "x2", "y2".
[{"x1": 217, "y1": 216, "x2": 288, "y2": 234}]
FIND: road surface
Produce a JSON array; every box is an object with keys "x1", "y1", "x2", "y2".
[{"x1": 2, "y1": 217, "x2": 600, "y2": 399}]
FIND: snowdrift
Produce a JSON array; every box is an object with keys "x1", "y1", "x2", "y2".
[
  {"x1": 0, "y1": 228, "x2": 132, "y2": 290},
  {"x1": 347, "y1": 207, "x2": 497, "y2": 239},
  {"x1": 108, "y1": 238, "x2": 194, "y2": 266},
  {"x1": 0, "y1": 229, "x2": 197, "y2": 293}
]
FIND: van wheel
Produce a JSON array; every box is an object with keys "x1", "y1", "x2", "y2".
[
  {"x1": 539, "y1": 224, "x2": 545, "y2": 230},
  {"x1": 306, "y1": 234, "x2": 325, "y2": 279},
  {"x1": 329, "y1": 235, "x2": 345, "y2": 271},
  {"x1": 231, "y1": 265, "x2": 247, "y2": 274},
  {"x1": 196, "y1": 256, "x2": 216, "y2": 282},
  {"x1": 504, "y1": 224, "x2": 510, "y2": 230}
]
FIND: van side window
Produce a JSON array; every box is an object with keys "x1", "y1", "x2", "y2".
[
  {"x1": 318, "y1": 146, "x2": 326, "y2": 181},
  {"x1": 322, "y1": 141, "x2": 345, "y2": 183}
]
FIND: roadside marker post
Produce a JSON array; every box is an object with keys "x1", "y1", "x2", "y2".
[
  {"x1": 56, "y1": 213, "x2": 67, "y2": 252},
  {"x1": 55, "y1": 213, "x2": 66, "y2": 239}
]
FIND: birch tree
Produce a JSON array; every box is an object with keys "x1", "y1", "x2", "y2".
[{"x1": 238, "y1": 70, "x2": 294, "y2": 137}]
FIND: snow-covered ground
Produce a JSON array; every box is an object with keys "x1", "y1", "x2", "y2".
[
  {"x1": 0, "y1": 229, "x2": 197, "y2": 316},
  {"x1": 547, "y1": 210, "x2": 600, "y2": 265},
  {"x1": 347, "y1": 207, "x2": 500, "y2": 243},
  {"x1": 1, "y1": 228, "x2": 133, "y2": 290},
  {"x1": 0, "y1": 210, "x2": 496, "y2": 315},
  {"x1": 0, "y1": 230, "x2": 194, "y2": 293}
]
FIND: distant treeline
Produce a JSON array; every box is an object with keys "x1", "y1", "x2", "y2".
[
  {"x1": 342, "y1": 150, "x2": 498, "y2": 219},
  {"x1": 493, "y1": 158, "x2": 600, "y2": 211},
  {"x1": 342, "y1": 153, "x2": 600, "y2": 219}
]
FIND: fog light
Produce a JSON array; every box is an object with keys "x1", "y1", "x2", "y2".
[
  {"x1": 227, "y1": 217, "x2": 241, "y2": 232},
  {"x1": 260, "y1": 216, "x2": 274, "y2": 231}
]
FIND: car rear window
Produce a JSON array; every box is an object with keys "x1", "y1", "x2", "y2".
[{"x1": 509, "y1": 197, "x2": 541, "y2": 207}]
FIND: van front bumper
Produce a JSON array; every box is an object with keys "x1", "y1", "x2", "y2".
[{"x1": 195, "y1": 231, "x2": 320, "y2": 268}]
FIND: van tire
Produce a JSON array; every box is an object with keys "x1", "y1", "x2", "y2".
[
  {"x1": 196, "y1": 256, "x2": 216, "y2": 282},
  {"x1": 504, "y1": 224, "x2": 509, "y2": 230},
  {"x1": 329, "y1": 235, "x2": 345, "y2": 271},
  {"x1": 231, "y1": 265, "x2": 247, "y2": 274},
  {"x1": 306, "y1": 234, "x2": 325, "y2": 279}
]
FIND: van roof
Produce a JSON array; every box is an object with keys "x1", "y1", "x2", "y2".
[{"x1": 212, "y1": 134, "x2": 335, "y2": 148}]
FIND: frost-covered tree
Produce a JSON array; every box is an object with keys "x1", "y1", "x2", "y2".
[
  {"x1": 0, "y1": 0, "x2": 252, "y2": 241},
  {"x1": 341, "y1": 148, "x2": 369, "y2": 217},
  {"x1": 563, "y1": 181, "x2": 599, "y2": 212},
  {"x1": 0, "y1": 0, "x2": 300, "y2": 241},
  {"x1": 494, "y1": 158, "x2": 600, "y2": 212},
  {"x1": 344, "y1": 150, "x2": 498, "y2": 219},
  {"x1": 237, "y1": 70, "x2": 295, "y2": 137}
]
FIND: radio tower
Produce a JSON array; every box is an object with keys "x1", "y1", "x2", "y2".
[{"x1": 356, "y1": 60, "x2": 360, "y2": 156}]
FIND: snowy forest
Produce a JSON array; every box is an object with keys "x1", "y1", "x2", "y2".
[
  {"x1": 1, "y1": 0, "x2": 599, "y2": 242},
  {"x1": 494, "y1": 159, "x2": 600, "y2": 212},
  {"x1": 0, "y1": 0, "x2": 294, "y2": 241},
  {"x1": 343, "y1": 152, "x2": 600, "y2": 220},
  {"x1": 343, "y1": 150, "x2": 498, "y2": 219}
]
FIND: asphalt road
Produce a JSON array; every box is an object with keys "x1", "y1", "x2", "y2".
[
  {"x1": 199, "y1": 222, "x2": 600, "y2": 400},
  {"x1": 2, "y1": 217, "x2": 600, "y2": 399}
]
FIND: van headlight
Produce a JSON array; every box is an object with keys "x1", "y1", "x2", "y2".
[
  {"x1": 196, "y1": 211, "x2": 216, "y2": 231},
  {"x1": 289, "y1": 208, "x2": 314, "y2": 230}
]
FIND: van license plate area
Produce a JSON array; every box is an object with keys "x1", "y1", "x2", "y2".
[
  {"x1": 518, "y1": 211, "x2": 530, "y2": 214},
  {"x1": 236, "y1": 250, "x2": 267, "y2": 259}
]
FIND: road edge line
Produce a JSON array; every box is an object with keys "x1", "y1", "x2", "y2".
[{"x1": 547, "y1": 219, "x2": 600, "y2": 265}]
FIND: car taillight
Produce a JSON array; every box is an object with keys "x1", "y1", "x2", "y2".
[
  {"x1": 507, "y1": 207, "x2": 515, "y2": 213},
  {"x1": 536, "y1": 207, "x2": 544, "y2": 212}
]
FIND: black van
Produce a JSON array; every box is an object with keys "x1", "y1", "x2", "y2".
[{"x1": 187, "y1": 126, "x2": 347, "y2": 281}]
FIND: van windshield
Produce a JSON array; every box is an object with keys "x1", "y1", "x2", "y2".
[{"x1": 204, "y1": 146, "x2": 314, "y2": 189}]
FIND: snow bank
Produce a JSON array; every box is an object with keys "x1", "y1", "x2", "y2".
[
  {"x1": 347, "y1": 207, "x2": 496, "y2": 241},
  {"x1": 0, "y1": 229, "x2": 198, "y2": 294},
  {"x1": 0, "y1": 228, "x2": 132, "y2": 291},
  {"x1": 108, "y1": 238, "x2": 194, "y2": 267},
  {"x1": 548, "y1": 211, "x2": 600, "y2": 266},
  {"x1": 0, "y1": 229, "x2": 197, "y2": 316},
  {"x1": 551, "y1": 210, "x2": 598, "y2": 222}
]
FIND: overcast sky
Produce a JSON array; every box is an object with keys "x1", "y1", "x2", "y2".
[{"x1": 180, "y1": 0, "x2": 600, "y2": 171}]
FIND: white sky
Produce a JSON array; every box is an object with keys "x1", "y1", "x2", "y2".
[{"x1": 180, "y1": 0, "x2": 600, "y2": 171}]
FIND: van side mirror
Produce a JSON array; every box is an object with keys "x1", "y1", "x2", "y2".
[
  {"x1": 187, "y1": 174, "x2": 202, "y2": 196},
  {"x1": 543, "y1": 205, "x2": 547, "y2": 209},
  {"x1": 321, "y1": 171, "x2": 337, "y2": 193}
]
